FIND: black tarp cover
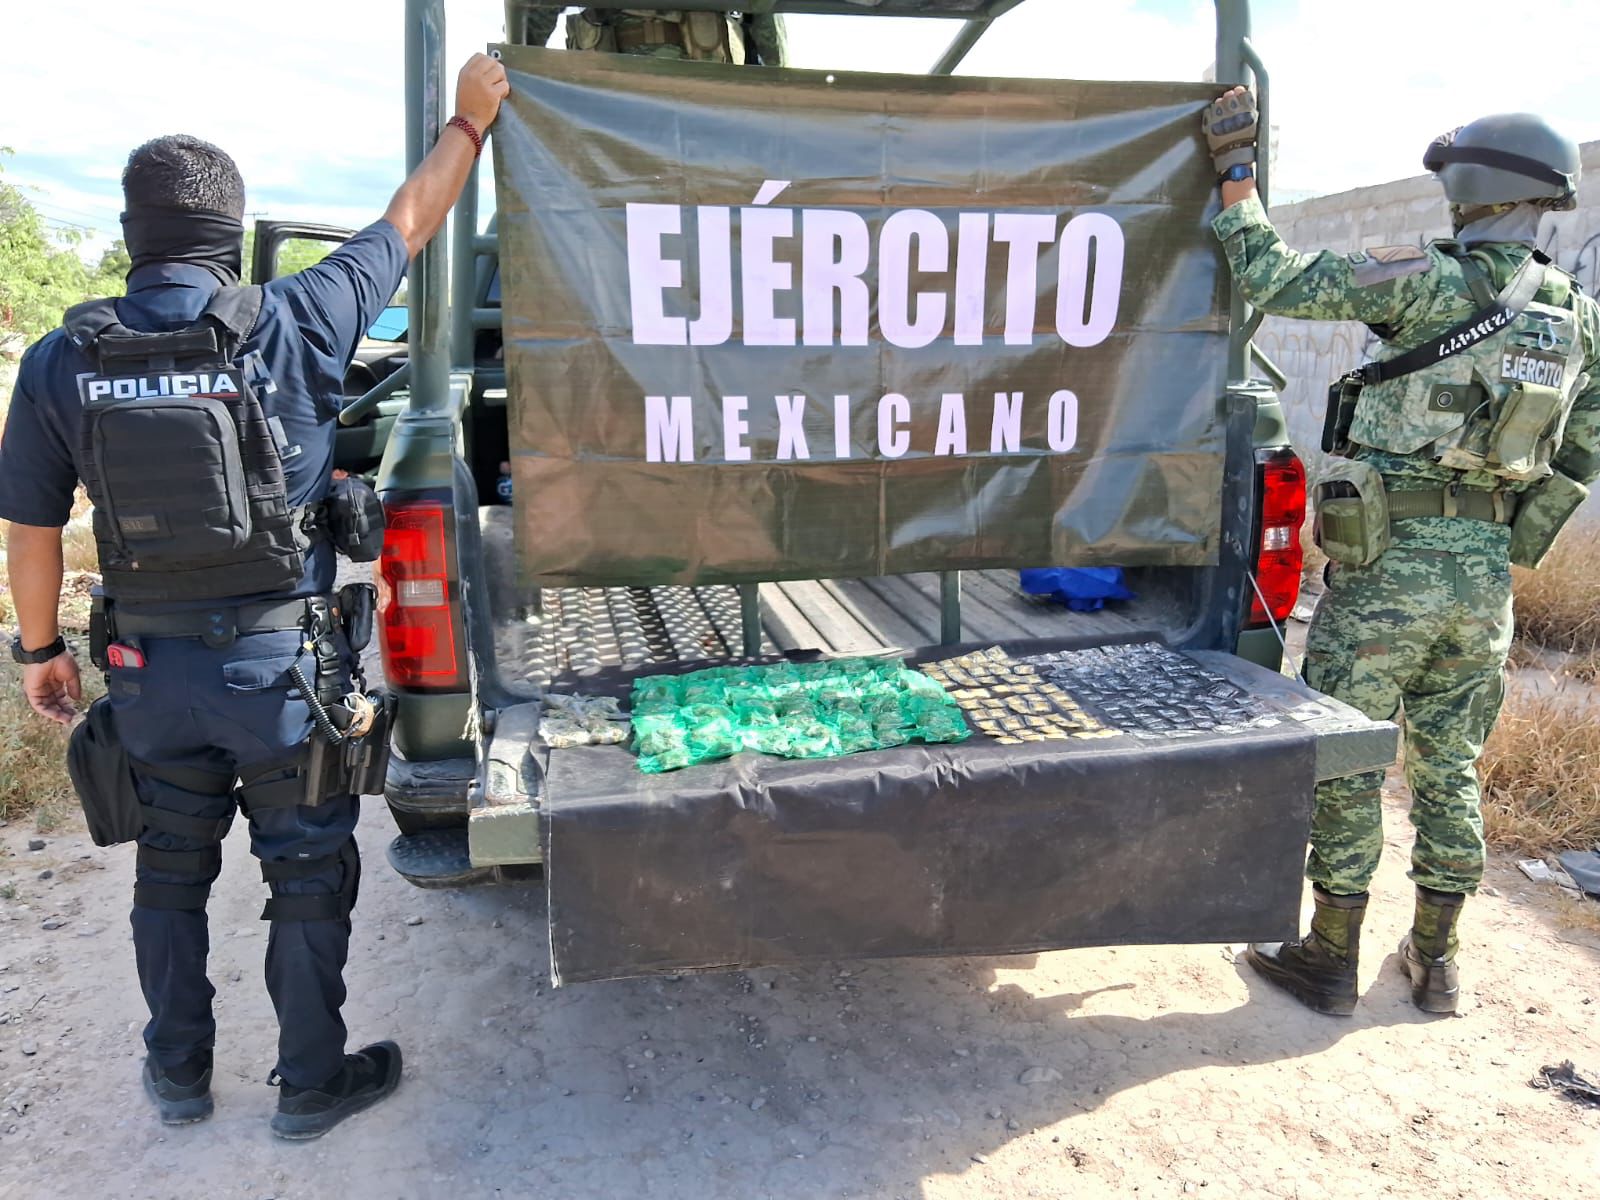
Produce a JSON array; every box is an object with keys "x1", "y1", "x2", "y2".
[{"x1": 542, "y1": 648, "x2": 1317, "y2": 985}]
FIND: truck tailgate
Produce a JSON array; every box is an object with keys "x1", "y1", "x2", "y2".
[{"x1": 528, "y1": 640, "x2": 1395, "y2": 986}]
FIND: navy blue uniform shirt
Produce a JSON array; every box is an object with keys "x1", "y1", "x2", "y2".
[{"x1": 0, "y1": 220, "x2": 408, "y2": 606}]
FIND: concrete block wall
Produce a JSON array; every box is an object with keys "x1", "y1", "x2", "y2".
[{"x1": 1255, "y1": 143, "x2": 1600, "y2": 465}]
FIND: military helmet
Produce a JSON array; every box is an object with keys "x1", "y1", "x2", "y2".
[{"x1": 1424, "y1": 113, "x2": 1581, "y2": 211}]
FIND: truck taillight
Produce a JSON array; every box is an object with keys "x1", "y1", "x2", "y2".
[
  {"x1": 1248, "y1": 449, "x2": 1306, "y2": 629},
  {"x1": 377, "y1": 500, "x2": 466, "y2": 691}
]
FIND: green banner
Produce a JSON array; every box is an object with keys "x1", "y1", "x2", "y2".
[{"x1": 493, "y1": 46, "x2": 1230, "y2": 586}]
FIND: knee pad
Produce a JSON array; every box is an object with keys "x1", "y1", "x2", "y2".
[
  {"x1": 133, "y1": 843, "x2": 224, "y2": 912},
  {"x1": 258, "y1": 838, "x2": 360, "y2": 923}
]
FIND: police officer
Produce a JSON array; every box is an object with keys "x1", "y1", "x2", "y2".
[
  {"x1": 1202, "y1": 89, "x2": 1600, "y2": 1016},
  {"x1": 0, "y1": 54, "x2": 509, "y2": 1136},
  {"x1": 519, "y1": 5, "x2": 786, "y2": 65}
]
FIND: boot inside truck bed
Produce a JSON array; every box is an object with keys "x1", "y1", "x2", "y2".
[{"x1": 315, "y1": 0, "x2": 1397, "y2": 984}]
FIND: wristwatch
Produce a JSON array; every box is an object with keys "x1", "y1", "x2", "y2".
[
  {"x1": 11, "y1": 635, "x2": 66, "y2": 665},
  {"x1": 1220, "y1": 163, "x2": 1255, "y2": 183}
]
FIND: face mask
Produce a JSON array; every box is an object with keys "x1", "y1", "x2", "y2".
[
  {"x1": 1453, "y1": 202, "x2": 1543, "y2": 247},
  {"x1": 121, "y1": 206, "x2": 245, "y2": 285}
]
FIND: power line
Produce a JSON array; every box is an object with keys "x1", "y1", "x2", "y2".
[
  {"x1": 33, "y1": 199, "x2": 120, "y2": 224},
  {"x1": 35, "y1": 207, "x2": 101, "y2": 224}
]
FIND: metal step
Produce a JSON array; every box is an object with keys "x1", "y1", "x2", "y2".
[{"x1": 386, "y1": 828, "x2": 496, "y2": 889}]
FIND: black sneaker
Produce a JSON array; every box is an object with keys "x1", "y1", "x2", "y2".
[
  {"x1": 142, "y1": 1053, "x2": 214, "y2": 1125},
  {"x1": 269, "y1": 1041, "x2": 402, "y2": 1140}
]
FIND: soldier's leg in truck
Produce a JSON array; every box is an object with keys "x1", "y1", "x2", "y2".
[
  {"x1": 1248, "y1": 546, "x2": 1450, "y2": 1014},
  {"x1": 1302, "y1": 549, "x2": 1458, "y2": 891},
  {"x1": 1391, "y1": 549, "x2": 1512, "y2": 1012}
]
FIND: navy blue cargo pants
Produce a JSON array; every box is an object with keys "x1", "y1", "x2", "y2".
[{"x1": 106, "y1": 626, "x2": 359, "y2": 1090}]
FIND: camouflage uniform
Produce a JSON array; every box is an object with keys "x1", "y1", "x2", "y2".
[
  {"x1": 519, "y1": 7, "x2": 786, "y2": 65},
  {"x1": 1213, "y1": 194, "x2": 1600, "y2": 895}
]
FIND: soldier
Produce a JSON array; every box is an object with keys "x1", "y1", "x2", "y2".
[
  {"x1": 519, "y1": 6, "x2": 786, "y2": 65},
  {"x1": 1202, "y1": 88, "x2": 1600, "y2": 1016}
]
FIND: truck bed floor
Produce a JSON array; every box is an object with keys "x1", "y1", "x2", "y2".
[{"x1": 480, "y1": 507, "x2": 1191, "y2": 692}]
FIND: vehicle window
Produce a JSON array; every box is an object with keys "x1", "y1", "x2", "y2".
[{"x1": 271, "y1": 236, "x2": 337, "y2": 278}]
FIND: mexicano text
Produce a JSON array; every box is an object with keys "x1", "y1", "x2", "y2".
[{"x1": 644, "y1": 391, "x2": 1081, "y2": 464}]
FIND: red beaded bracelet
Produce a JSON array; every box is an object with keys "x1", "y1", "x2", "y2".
[{"x1": 446, "y1": 114, "x2": 483, "y2": 158}]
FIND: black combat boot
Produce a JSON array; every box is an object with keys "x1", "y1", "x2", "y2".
[
  {"x1": 1245, "y1": 887, "x2": 1367, "y2": 1016},
  {"x1": 270, "y1": 1040, "x2": 403, "y2": 1140},
  {"x1": 142, "y1": 1051, "x2": 214, "y2": 1125},
  {"x1": 1398, "y1": 885, "x2": 1465, "y2": 1014}
]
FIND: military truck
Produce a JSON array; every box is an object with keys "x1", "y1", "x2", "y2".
[{"x1": 256, "y1": 0, "x2": 1395, "y2": 982}]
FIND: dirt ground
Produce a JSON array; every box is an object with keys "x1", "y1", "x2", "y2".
[{"x1": 2, "y1": 768, "x2": 1598, "y2": 1200}]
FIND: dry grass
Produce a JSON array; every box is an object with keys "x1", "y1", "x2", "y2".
[
  {"x1": 1480, "y1": 683, "x2": 1600, "y2": 855},
  {"x1": 1512, "y1": 524, "x2": 1600, "y2": 658},
  {"x1": 62, "y1": 511, "x2": 99, "y2": 574},
  {"x1": 0, "y1": 492, "x2": 98, "y2": 631},
  {"x1": 0, "y1": 660, "x2": 90, "y2": 827},
  {"x1": 1505, "y1": 638, "x2": 1545, "y2": 671},
  {"x1": 1553, "y1": 889, "x2": 1600, "y2": 938}
]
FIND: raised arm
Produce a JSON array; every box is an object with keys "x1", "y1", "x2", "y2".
[
  {"x1": 382, "y1": 53, "x2": 511, "y2": 259},
  {"x1": 1203, "y1": 85, "x2": 1439, "y2": 328}
]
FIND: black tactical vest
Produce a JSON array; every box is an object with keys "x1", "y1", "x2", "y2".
[{"x1": 62, "y1": 286, "x2": 313, "y2": 602}]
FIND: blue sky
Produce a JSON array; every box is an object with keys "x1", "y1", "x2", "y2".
[{"x1": 4, "y1": 0, "x2": 1599, "y2": 255}]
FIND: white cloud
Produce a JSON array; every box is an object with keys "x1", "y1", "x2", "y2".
[
  {"x1": 0, "y1": 0, "x2": 506, "y2": 241},
  {"x1": 1253, "y1": 0, "x2": 1600, "y2": 199}
]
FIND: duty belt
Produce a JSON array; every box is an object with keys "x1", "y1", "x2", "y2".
[
  {"x1": 105, "y1": 597, "x2": 324, "y2": 647},
  {"x1": 1387, "y1": 487, "x2": 1517, "y2": 525}
]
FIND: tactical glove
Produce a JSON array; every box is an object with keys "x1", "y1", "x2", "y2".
[{"x1": 1203, "y1": 88, "x2": 1258, "y2": 178}]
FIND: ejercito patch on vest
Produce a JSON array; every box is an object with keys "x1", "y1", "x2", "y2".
[
  {"x1": 1349, "y1": 244, "x2": 1430, "y2": 289},
  {"x1": 1501, "y1": 349, "x2": 1566, "y2": 388}
]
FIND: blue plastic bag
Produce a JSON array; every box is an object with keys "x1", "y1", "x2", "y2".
[{"x1": 1019, "y1": 567, "x2": 1135, "y2": 613}]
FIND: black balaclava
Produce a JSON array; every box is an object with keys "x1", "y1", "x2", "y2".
[
  {"x1": 121, "y1": 134, "x2": 248, "y2": 285},
  {"x1": 121, "y1": 206, "x2": 245, "y2": 286}
]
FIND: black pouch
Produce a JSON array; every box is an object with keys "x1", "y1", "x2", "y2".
[
  {"x1": 89, "y1": 589, "x2": 110, "y2": 671},
  {"x1": 337, "y1": 582, "x2": 376, "y2": 654},
  {"x1": 66, "y1": 697, "x2": 144, "y2": 846},
  {"x1": 1322, "y1": 372, "x2": 1363, "y2": 457},
  {"x1": 324, "y1": 476, "x2": 386, "y2": 562}
]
